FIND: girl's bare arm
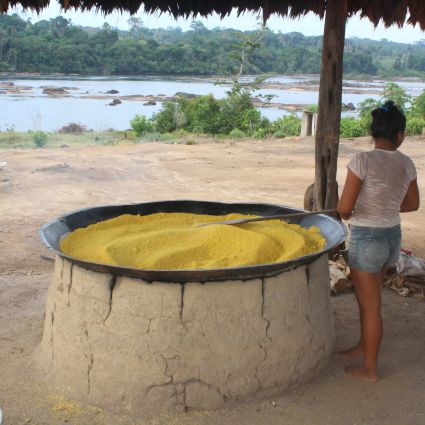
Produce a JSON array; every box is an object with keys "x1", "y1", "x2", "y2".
[
  {"x1": 337, "y1": 169, "x2": 363, "y2": 220},
  {"x1": 400, "y1": 178, "x2": 420, "y2": 212}
]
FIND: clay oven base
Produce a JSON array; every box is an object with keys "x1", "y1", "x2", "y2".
[{"x1": 37, "y1": 254, "x2": 334, "y2": 415}]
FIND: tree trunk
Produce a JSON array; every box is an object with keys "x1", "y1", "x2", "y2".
[{"x1": 312, "y1": 0, "x2": 347, "y2": 211}]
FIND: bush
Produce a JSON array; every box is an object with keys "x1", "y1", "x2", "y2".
[
  {"x1": 130, "y1": 114, "x2": 153, "y2": 136},
  {"x1": 340, "y1": 118, "x2": 367, "y2": 138},
  {"x1": 273, "y1": 115, "x2": 301, "y2": 137},
  {"x1": 32, "y1": 131, "x2": 48, "y2": 147},
  {"x1": 253, "y1": 128, "x2": 268, "y2": 139},
  {"x1": 229, "y1": 129, "x2": 245, "y2": 138},
  {"x1": 274, "y1": 130, "x2": 286, "y2": 138},
  {"x1": 406, "y1": 117, "x2": 425, "y2": 135},
  {"x1": 258, "y1": 116, "x2": 272, "y2": 134},
  {"x1": 174, "y1": 128, "x2": 189, "y2": 138}
]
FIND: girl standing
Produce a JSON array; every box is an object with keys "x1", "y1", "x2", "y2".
[{"x1": 337, "y1": 100, "x2": 420, "y2": 382}]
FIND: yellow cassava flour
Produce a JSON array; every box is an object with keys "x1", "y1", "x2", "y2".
[{"x1": 60, "y1": 212, "x2": 326, "y2": 270}]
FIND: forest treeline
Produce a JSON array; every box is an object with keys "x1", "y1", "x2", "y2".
[{"x1": 1, "y1": 14, "x2": 425, "y2": 77}]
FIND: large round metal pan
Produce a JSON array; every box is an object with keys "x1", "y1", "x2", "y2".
[{"x1": 40, "y1": 200, "x2": 346, "y2": 282}]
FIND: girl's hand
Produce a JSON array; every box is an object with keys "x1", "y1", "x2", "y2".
[
  {"x1": 339, "y1": 209, "x2": 353, "y2": 220},
  {"x1": 337, "y1": 169, "x2": 363, "y2": 220}
]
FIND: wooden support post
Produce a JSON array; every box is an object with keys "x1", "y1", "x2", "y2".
[{"x1": 312, "y1": 0, "x2": 347, "y2": 211}]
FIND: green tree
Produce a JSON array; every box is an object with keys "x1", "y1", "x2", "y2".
[
  {"x1": 189, "y1": 95, "x2": 221, "y2": 136},
  {"x1": 381, "y1": 82, "x2": 411, "y2": 111},
  {"x1": 130, "y1": 114, "x2": 153, "y2": 136},
  {"x1": 357, "y1": 98, "x2": 381, "y2": 119},
  {"x1": 344, "y1": 52, "x2": 377, "y2": 75},
  {"x1": 217, "y1": 85, "x2": 256, "y2": 133},
  {"x1": 410, "y1": 90, "x2": 425, "y2": 118},
  {"x1": 153, "y1": 102, "x2": 179, "y2": 133},
  {"x1": 240, "y1": 108, "x2": 262, "y2": 135},
  {"x1": 393, "y1": 55, "x2": 403, "y2": 71},
  {"x1": 49, "y1": 16, "x2": 70, "y2": 38},
  {"x1": 356, "y1": 98, "x2": 381, "y2": 132},
  {"x1": 55, "y1": 45, "x2": 85, "y2": 73},
  {"x1": 228, "y1": 21, "x2": 266, "y2": 79},
  {"x1": 128, "y1": 17, "x2": 143, "y2": 38},
  {"x1": 190, "y1": 21, "x2": 208, "y2": 33}
]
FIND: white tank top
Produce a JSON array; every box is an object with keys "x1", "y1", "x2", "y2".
[{"x1": 347, "y1": 149, "x2": 416, "y2": 228}]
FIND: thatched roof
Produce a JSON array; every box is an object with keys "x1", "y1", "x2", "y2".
[{"x1": 3, "y1": 0, "x2": 425, "y2": 29}]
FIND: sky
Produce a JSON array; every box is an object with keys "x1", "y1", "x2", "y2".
[{"x1": 12, "y1": 2, "x2": 425, "y2": 44}]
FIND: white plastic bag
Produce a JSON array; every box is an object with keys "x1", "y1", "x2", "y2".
[{"x1": 397, "y1": 251, "x2": 425, "y2": 277}]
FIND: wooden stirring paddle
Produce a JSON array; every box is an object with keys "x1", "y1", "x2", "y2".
[{"x1": 197, "y1": 209, "x2": 337, "y2": 227}]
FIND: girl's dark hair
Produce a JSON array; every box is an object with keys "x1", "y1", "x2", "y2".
[{"x1": 370, "y1": 100, "x2": 406, "y2": 144}]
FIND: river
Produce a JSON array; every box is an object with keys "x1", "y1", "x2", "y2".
[{"x1": 0, "y1": 75, "x2": 423, "y2": 132}]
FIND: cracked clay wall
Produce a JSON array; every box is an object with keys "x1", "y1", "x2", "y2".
[{"x1": 36, "y1": 254, "x2": 334, "y2": 415}]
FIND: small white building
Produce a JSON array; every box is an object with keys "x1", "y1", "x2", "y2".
[{"x1": 300, "y1": 111, "x2": 318, "y2": 137}]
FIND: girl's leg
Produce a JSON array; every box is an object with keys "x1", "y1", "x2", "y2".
[
  {"x1": 345, "y1": 268, "x2": 382, "y2": 382},
  {"x1": 337, "y1": 267, "x2": 387, "y2": 359}
]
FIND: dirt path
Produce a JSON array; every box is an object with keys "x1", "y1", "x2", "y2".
[{"x1": 1, "y1": 137, "x2": 424, "y2": 424}]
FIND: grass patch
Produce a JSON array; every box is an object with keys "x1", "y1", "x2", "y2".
[
  {"x1": 0, "y1": 129, "x2": 262, "y2": 149},
  {"x1": 0, "y1": 130, "x2": 137, "y2": 149}
]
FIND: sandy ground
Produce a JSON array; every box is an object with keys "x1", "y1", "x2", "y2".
[{"x1": 1, "y1": 136, "x2": 424, "y2": 425}]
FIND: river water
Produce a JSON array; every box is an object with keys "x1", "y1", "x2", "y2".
[{"x1": 0, "y1": 75, "x2": 423, "y2": 132}]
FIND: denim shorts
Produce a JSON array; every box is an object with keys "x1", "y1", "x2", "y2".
[{"x1": 348, "y1": 224, "x2": 401, "y2": 273}]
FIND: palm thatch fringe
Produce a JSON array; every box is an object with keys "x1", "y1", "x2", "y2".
[{"x1": 2, "y1": 1, "x2": 425, "y2": 29}]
